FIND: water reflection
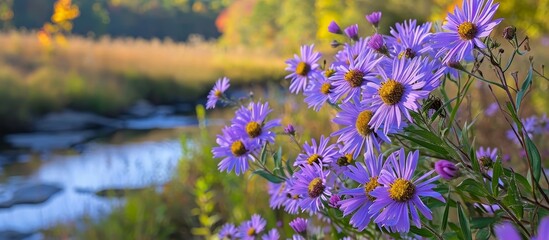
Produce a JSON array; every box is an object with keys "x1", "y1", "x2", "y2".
[{"x1": 0, "y1": 135, "x2": 185, "y2": 232}]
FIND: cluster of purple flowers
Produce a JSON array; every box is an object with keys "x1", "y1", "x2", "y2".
[
  {"x1": 211, "y1": 91, "x2": 281, "y2": 175},
  {"x1": 208, "y1": 0, "x2": 513, "y2": 237},
  {"x1": 218, "y1": 215, "x2": 311, "y2": 240},
  {"x1": 506, "y1": 114, "x2": 549, "y2": 145}
]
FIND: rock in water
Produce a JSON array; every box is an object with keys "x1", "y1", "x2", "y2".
[{"x1": 0, "y1": 184, "x2": 62, "y2": 208}]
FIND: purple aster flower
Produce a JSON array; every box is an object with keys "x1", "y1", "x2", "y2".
[
  {"x1": 330, "y1": 48, "x2": 381, "y2": 103},
  {"x1": 328, "y1": 20, "x2": 343, "y2": 34},
  {"x1": 363, "y1": 56, "x2": 440, "y2": 133},
  {"x1": 485, "y1": 102, "x2": 499, "y2": 116},
  {"x1": 232, "y1": 102, "x2": 281, "y2": 144},
  {"x1": 368, "y1": 33, "x2": 389, "y2": 55},
  {"x1": 506, "y1": 116, "x2": 536, "y2": 145},
  {"x1": 331, "y1": 100, "x2": 391, "y2": 159},
  {"x1": 388, "y1": 20, "x2": 433, "y2": 59},
  {"x1": 219, "y1": 223, "x2": 238, "y2": 239},
  {"x1": 494, "y1": 222, "x2": 521, "y2": 240},
  {"x1": 533, "y1": 216, "x2": 549, "y2": 240},
  {"x1": 365, "y1": 12, "x2": 382, "y2": 27},
  {"x1": 304, "y1": 75, "x2": 335, "y2": 111},
  {"x1": 291, "y1": 235, "x2": 306, "y2": 240},
  {"x1": 369, "y1": 149, "x2": 445, "y2": 233},
  {"x1": 283, "y1": 178, "x2": 305, "y2": 214},
  {"x1": 291, "y1": 164, "x2": 331, "y2": 214},
  {"x1": 268, "y1": 182, "x2": 288, "y2": 210},
  {"x1": 261, "y1": 229, "x2": 280, "y2": 240},
  {"x1": 334, "y1": 38, "x2": 370, "y2": 66},
  {"x1": 239, "y1": 214, "x2": 267, "y2": 240},
  {"x1": 432, "y1": 0, "x2": 503, "y2": 63},
  {"x1": 289, "y1": 218, "x2": 308, "y2": 234},
  {"x1": 206, "y1": 77, "x2": 230, "y2": 109},
  {"x1": 495, "y1": 216, "x2": 549, "y2": 240},
  {"x1": 285, "y1": 44, "x2": 322, "y2": 94},
  {"x1": 294, "y1": 135, "x2": 338, "y2": 167},
  {"x1": 476, "y1": 146, "x2": 498, "y2": 167},
  {"x1": 339, "y1": 152, "x2": 384, "y2": 231},
  {"x1": 344, "y1": 24, "x2": 359, "y2": 41},
  {"x1": 434, "y1": 160, "x2": 459, "y2": 180},
  {"x1": 213, "y1": 127, "x2": 260, "y2": 175}
]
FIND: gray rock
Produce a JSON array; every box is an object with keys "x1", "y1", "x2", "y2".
[
  {"x1": 33, "y1": 110, "x2": 121, "y2": 132},
  {"x1": 0, "y1": 184, "x2": 62, "y2": 209},
  {"x1": 0, "y1": 230, "x2": 33, "y2": 240}
]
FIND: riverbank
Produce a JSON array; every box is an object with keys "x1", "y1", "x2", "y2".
[{"x1": 0, "y1": 31, "x2": 286, "y2": 134}]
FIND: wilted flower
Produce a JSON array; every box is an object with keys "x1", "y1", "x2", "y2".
[
  {"x1": 434, "y1": 160, "x2": 459, "y2": 180},
  {"x1": 502, "y1": 26, "x2": 516, "y2": 40},
  {"x1": 476, "y1": 146, "x2": 498, "y2": 167}
]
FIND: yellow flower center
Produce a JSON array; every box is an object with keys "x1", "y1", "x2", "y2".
[
  {"x1": 364, "y1": 176, "x2": 380, "y2": 200},
  {"x1": 296, "y1": 62, "x2": 311, "y2": 76},
  {"x1": 247, "y1": 227, "x2": 256, "y2": 236},
  {"x1": 336, "y1": 153, "x2": 354, "y2": 166},
  {"x1": 245, "y1": 121, "x2": 262, "y2": 138},
  {"x1": 325, "y1": 69, "x2": 336, "y2": 78},
  {"x1": 230, "y1": 140, "x2": 247, "y2": 156},
  {"x1": 355, "y1": 110, "x2": 374, "y2": 136},
  {"x1": 306, "y1": 154, "x2": 322, "y2": 165},
  {"x1": 379, "y1": 79, "x2": 405, "y2": 105},
  {"x1": 457, "y1": 21, "x2": 478, "y2": 40},
  {"x1": 389, "y1": 178, "x2": 416, "y2": 202},
  {"x1": 320, "y1": 83, "x2": 332, "y2": 95},
  {"x1": 308, "y1": 177, "x2": 325, "y2": 198},
  {"x1": 214, "y1": 90, "x2": 222, "y2": 97},
  {"x1": 344, "y1": 69, "x2": 365, "y2": 87}
]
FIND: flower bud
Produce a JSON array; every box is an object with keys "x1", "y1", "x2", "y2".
[
  {"x1": 502, "y1": 26, "x2": 516, "y2": 40},
  {"x1": 284, "y1": 124, "x2": 296, "y2": 135},
  {"x1": 328, "y1": 20, "x2": 342, "y2": 34},
  {"x1": 365, "y1": 11, "x2": 382, "y2": 28},
  {"x1": 368, "y1": 33, "x2": 388, "y2": 55},
  {"x1": 329, "y1": 194, "x2": 341, "y2": 208},
  {"x1": 344, "y1": 24, "x2": 359, "y2": 41},
  {"x1": 434, "y1": 160, "x2": 459, "y2": 180}
]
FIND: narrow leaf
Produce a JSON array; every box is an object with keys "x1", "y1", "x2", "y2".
[{"x1": 458, "y1": 203, "x2": 472, "y2": 240}]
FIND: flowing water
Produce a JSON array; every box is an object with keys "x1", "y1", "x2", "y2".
[{"x1": 0, "y1": 108, "x2": 209, "y2": 236}]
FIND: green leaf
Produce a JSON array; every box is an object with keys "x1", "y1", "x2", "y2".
[
  {"x1": 470, "y1": 217, "x2": 498, "y2": 229},
  {"x1": 457, "y1": 179, "x2": 489, "y2": 197},
  {"x1": 410, "y1": 226, "x2": 433, "y2": 238},
  {"x1": 492, "y1": 157, "x2": 503, "y2": 197},
  {"x1": 441, "y1": 194, "x2": 451, "y2": 232},
  {"x1": 525, "y1": 135, "x2": 542, "y2": 182},
  {"x1": 475, "y1": 228, "x2": 491, "y2": 240},
  {"x1": 259, "y1": 143, "x2": 268, "y2": 165},
  {"x1": 285, "y1": 158, "x2": 294, "y2": 176},
  {"x1": 252, "y1": 170, "x2": 284, "y2": 183},
  {"x1": 515, "y1": 66, "x2": 533, "y2": 111},
  {"x1": 405, "y1": 127, "x2": 444, "y2": 145},
  {"x1": 273, "y1": 147, "x2": 283, "y2": 175},
  {"x1": 458, "y1": 203, "x2": 472, "y2": 240},
  {"x1": 398, "y1": 134, "x2": 449, "y2": 156}
]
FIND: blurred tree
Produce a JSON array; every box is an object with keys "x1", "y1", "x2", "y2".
[
  {"x1": 0, "y1": 0, "x2": 13, "y2": 29},
  {"x1": 38, "y1": 0, "x2": 80, "y2": 48},
  {"x1": 276, "y1": 0, "x2": 317, "y2": 51}
]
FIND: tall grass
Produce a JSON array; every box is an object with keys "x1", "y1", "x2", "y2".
[{"x1": 0, "y1": 31, "x2": 286, "y2": 132}]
